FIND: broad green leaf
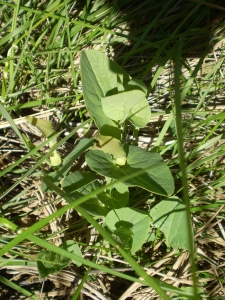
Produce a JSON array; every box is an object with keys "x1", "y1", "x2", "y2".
[
  {"x1": 37, "y1": 249, "x2": 70, "y2": 279},
  {"x1": 101, "y1": 90, "x2": 146, "y2": 122},
  {"x1": 102, "y1": 89, "x2": 151, "y2": 128},
  {"x1": 125, "y1": 146, "x2": 174, "y2": 195},
  {"x1": 81, "y1": 50, "x2": 130, "y2": 100},
  {"x1": 105, "y1": 208, "x2": 151, "y2": 254},
  {"x1": 60, "y1": 240, "x2": 82, "y2": 267},
  {"x1": 37, "y1": 241, "x2": 83, "y2": 278},
  {"x1": 63, "y1": 180, "x2": 110, "y2": 216},
  {"x1": 66, "y1": 180, "x2": 102, "y2": 198},
  {"x1": 85, "y1": 146, "x2": 174, "y2": 196},
  {"x1": 98, "y1": 182, "x2": 129, "y2": 209},
  {"x1": 62, "y1": 171, "x2": 96, "y2": 194},
  {"x1": 150, "y1": 197, "x2": 192, "y2": 251},
  {"x1": 80, "y1": 50, "x2": 130, "y2": 138},
  {"x1": 145, "y1": 231, "x2": 156, "y2": 243},
  {"x1": 81, "y1": 50, "x2": 150, "y2": 131},
  {"x1": 85, "y1": 149, "x2": 124, "y2": 178},
  {"x1": 128, "y1": 96, "x2": 151, "y2": 128},
  {"x1": 42, "y1": 138, "x2": 93, "y2": 192},
  {"x1": 94, "y1": 134, "x2": 126, "y2": 165}
]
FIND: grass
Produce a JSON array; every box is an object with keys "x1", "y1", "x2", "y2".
[{"x1": 1, "y1": 0, "x2": 225, "y2": 299}]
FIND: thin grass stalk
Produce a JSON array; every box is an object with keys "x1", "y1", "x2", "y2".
[
  {"x1": 4, "y1": 95, "x2": 75, "y2": 111},
  {"x1": 0, "y1": 274, "x2": 39, "y2": 300},
  {"x1": 71, "y1": 266, "x2": 92, "y2": 300},
  {"x1": 6, "y1": 16, "x2": 35, "y2": 99},
  {"x1": 64, "y1": 0, "x2": 77, "y2": 91},
  {"x1": 0, "y1": 103, "x2": 28, "y2": 148},
  {"x1": 8, "y1": 0, "x2": 21, "y2": 94},
  {"x1": 174, "y1": 38, "x2": 200, "y2": 299}
]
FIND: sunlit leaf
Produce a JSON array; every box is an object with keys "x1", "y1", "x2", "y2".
[
  {"x1": 94, "y1": 134, "x2": 126, "y2": 165},
  {"x1": 150, "y1": 197, "x2": 192, "y2": 251},
  {"x1": 105, "y1": 207, "x2": 151, "y2": 254},
  {"x1": 26, "y1": 116, "x2": 55, "y2": 138}
]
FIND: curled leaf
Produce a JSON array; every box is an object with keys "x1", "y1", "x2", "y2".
[
  {"x1": 26, "y1": 116, "x2": 55, "y2": 138},
  {"x1": 26, "y1": 116, "x2": 61, "y2": 166},
  {"x1": 50, "y1": 150, "x2": 62, "y2": 167}
]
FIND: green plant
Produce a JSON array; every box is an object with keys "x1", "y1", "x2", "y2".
[
  {"x1": 1, "y1": 1, "x2": 225, "y2": 298},
  {"x1": 39, "y1": 50, "x2": 192, "y2": 275},
  {"x1": 0, "y1": 48, "x2": 201, "y2": 299}
]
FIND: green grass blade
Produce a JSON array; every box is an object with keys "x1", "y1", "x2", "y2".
[
  {"x1": 0, "y1": 275, "x2": 39, "y2": 300},
  {"x1": 174, "y1": 39, "x2": 200, "y2": 299},
  {"x1": 0, "y1": 103, "x2": 28, "y2": 148}
]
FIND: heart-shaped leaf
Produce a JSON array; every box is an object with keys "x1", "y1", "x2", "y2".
[
  {"x1": 101, "y1": 90, "x2": 146, "y2": 122},
  {"x1": 85, "y1": 146, "x2": 174, "y2": 196},
  {"x1": 37, "y1": 241, "x2": 83, "y2": 279},
  {"x1": 80, "y1": 50, "x2": 130, "y2": 138},
  {"x1": 105, "y1": 207, "x2": 150, "y2": 254},
  {"x1": 37, "y1": 249, "x2": 70, "y2": 279}
]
